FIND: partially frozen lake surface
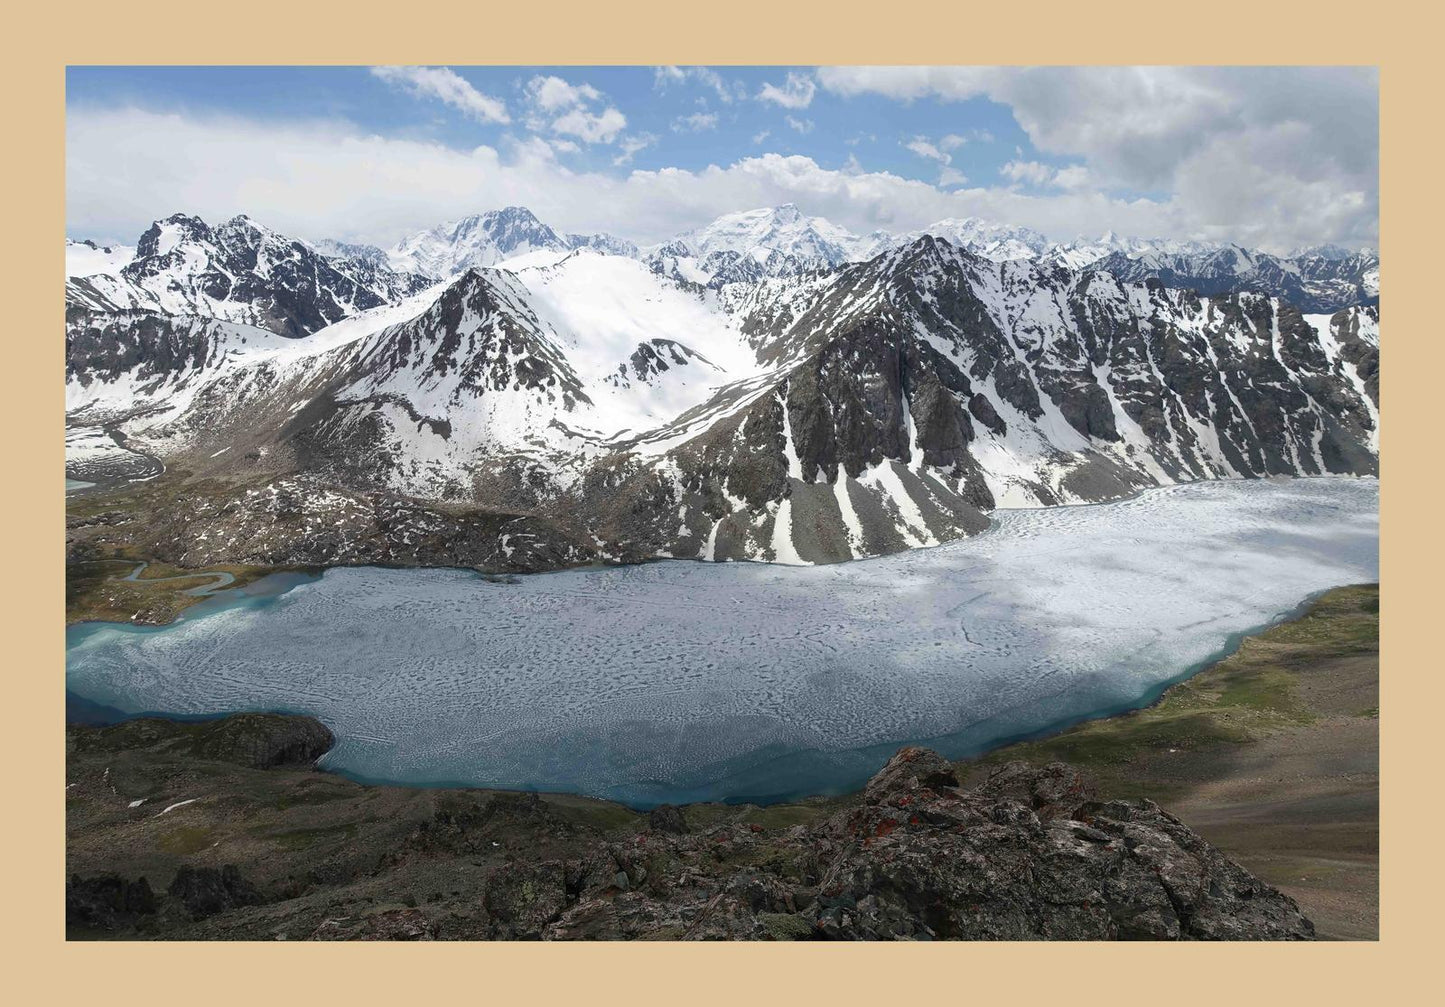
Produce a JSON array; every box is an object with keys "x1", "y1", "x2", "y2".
[{"x1": 66, "y1": 477, "x2": 1378, "y2": 807}]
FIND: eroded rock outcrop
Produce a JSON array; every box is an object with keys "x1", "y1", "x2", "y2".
[
  {"x1": 64, "y1": 720, "x2": 1314, "y2": 941},
  {"x1": 540, "y1": 748, "x2": 1313, "y2": 941}
]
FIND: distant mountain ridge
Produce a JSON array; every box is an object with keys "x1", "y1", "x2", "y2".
[
  {"x1": 71, "y1": 203, "x2": 1379, "y2": 315},
  {"x1": 361, "y1": 204, "x2": 1380, "y2": 313}
]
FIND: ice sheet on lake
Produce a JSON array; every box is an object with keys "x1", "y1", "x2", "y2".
[{"x1": 66, "y1": 477, "x2": 1379, "y2": 806}]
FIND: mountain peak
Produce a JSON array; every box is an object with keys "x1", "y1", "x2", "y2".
[
  {"x1": 135, "y1": 213, "x2": 212, "y2": 257},
  {"x1": 391, "y1": 206, "x2": 569, "y2": 278},
  {"x1": 487, "y1": 205, "x2": 543, "y2": 222}
]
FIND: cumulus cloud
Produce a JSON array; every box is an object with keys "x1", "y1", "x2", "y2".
[
  {"x1": 758, "y1": 72, "x2": 817, "y2": 110},
  {"x1": 672, "y1": 112, "x2": 719, "y2": 133},
  {"x1": 784, "y1": 116, "x2": 814, "y2": 134},
  {"x1": 906, "y1": 138, "x2": 952, "y2": 165},
  {"x1": 551, "y1": 106, "x2": 627, "y2": 144},
  {"x1": 67, "y1": 105, "x2": 1221, "y2": 249},
  {"x1": 906, "y1": 136, "x2": 969, "y2": 190},
  {"x1": 1052, "y1": 165, "x2": 1090, "y2": 191},
  {"x1": 817, "y1": 65, "x2": 1379, "y2": 249},
  {"x1": 524, "y1": 75, "x2": 601, "y2": 112},
  {"x1": 612, "y1": 133, "x2": 657, "y2": 167},
  {"x1": 522, "y1": 74, "x2": 627, "y2": 145},
  {"x1": 999, "y1": 160, "x2": 1054, "y2": 186},
  {"x1": 369, "y1": 66, "x2": 509, "y2": 125}
]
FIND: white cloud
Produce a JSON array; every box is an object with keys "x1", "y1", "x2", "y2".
[
  {"x1": 1052, "y1": 165, "x2": 1090, "y2": 191},
  {"x1": 784, "y1": 116, "x2": 814, "y2": 134},
  {"x1": 612, "y1": 133, "x2": 657, "y2": 166},
  {"x1": 369, "y1": 66, "x2": 509, "y2": 125},
  {"x1": 999, "y1": 160, "x2": 1054, "y2": 186},
  {"x1": 691, "y1": 67, "x2": 736, "y2": 104},
  {"x1": 672, "y1": 112, "x2": 719, "y2": 133},
  {"x1": 522, "y1": 74, "x2": 626, "y2": 145},
  {"x1": 65, "y1": 103, "x2": 1371, "y2": 253},
  {"x1": 65, "y1": 106, "x2": 1197, "y2": 248},
  {"x1": 905, "y1": 138, "x2": 951, "y2": 165},
  {"x1": 655, "y1": 66, "x2": 737, "y2": 103},
  {"x1": 905, "y1": 138, "x2": 968, "y2": 189},
  {"x1": 818, "y1": 66, "x2": 1379, "y2": 249},
  {"x1": 758, "y1": 73, "x2": 817, "y2": 110},
  {"x1": 525, "y1": 75, "x2": 601, "y2": 112},
  {"x1": 752, "y1": 129, "x2": 771, "y2": 145},
  {"x1": 551, "y1": 106, "x2": 627, "y2": 144},
  {"x1": 997, "y1": 159, "x2": 1089, "y2": 192}
]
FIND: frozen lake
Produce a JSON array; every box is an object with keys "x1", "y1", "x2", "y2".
[{"x1": 66, "y1": 477, "x2": 1379, "y2": 807}]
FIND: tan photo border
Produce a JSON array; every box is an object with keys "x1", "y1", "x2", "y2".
[{"x1": 4, "y1": 0, "x2": 1433, "y2": 999}]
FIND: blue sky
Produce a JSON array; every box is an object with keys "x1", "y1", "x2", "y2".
[{"x1": 65, "y1": 66, "x2": 1377, "y2": 252}]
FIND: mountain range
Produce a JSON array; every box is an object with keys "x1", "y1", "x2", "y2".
[{"x1": 65, "y1": 205, "x2": 1380, "y2": 570}]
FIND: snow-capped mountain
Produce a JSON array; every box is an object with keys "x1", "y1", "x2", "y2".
[
  {"x1": 66, "y1": 213, "x2": 433, "y2": 338},
  {"x1": 1084, "y1": 244, "x2": 1380, "y2": 314},
  {"x1": 388, "y1": 206, "x2": 571, "y2": 277},
  {"x1": 1291, "y1": 243, "x2": 1376, "y2": 261},
  {"x1": 565, "y1": 232, "x2": 640, "y2": 258},
  {"x1": 678, "y1": 203, "x2": 880, "y2": 265},
  {"x1": 65, "y1": 238, "x2": 134, "y2": 277},
  {"x1": 890, "y1": 219, "x2": 1051, "y2": 262},
  {"x1": 385, "y1": 205, "x2": 640, "y2": 278},
  {"x1": 633, "y1": 208, "x2": 1378, "y2": 312},
  {"x1": 68, "y1": 211, "x2": 1380, "y2": 572},
  {"x1": 312, "y1": 238, "x2": 394, "y2": 268},
  {"x1": 643, "y1": 204, "x2": 890, "y2": 285}
]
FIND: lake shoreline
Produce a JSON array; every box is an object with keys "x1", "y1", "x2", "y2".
[
  {"x1": 64, "y1": 472, "x2": 1381, "y2": 629},
  {"x1": 65, "y1": 583, "x2": 1377, "y2": 940},
  {"x1": 64, "y1": 580, "x2": 1367, "y2": 809}
]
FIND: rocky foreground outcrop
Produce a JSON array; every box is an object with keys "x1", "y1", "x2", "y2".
[
  {"x1": 65, "y1": 715, "x2": 1312, "y2": 940},
  {"x1": 540, "y1": 748, "x2": 1313, "y2": 940}
]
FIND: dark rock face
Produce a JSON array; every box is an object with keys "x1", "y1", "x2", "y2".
[
  {"x1": 584, "y1": 238, "x2": 1377, "y2": 565},
  {"x1": 608, "y1": 339, "x2": 714, "y2": 387},
  {"x1": 123, "y1": 213, "x2": 431, "y2": 337},
  {"x1": 485, "y1": 862, "x2": 571, "y2": 939},
  {"x1": 185, "y1": 714, "x2": 335, "y2": 769},
  {"x1": 168, "y1": 865, "x2": 264, "y2": 919},
  {"x1": 66, "y1": 874, "x2": 157, "y2": 931},
  {"x1": 537, "y1": 750, "x2": 1314, "y2": 941},
  {"x1": 70, "y1": 714, "x2": 334, "y2": 769},
  {"x1": 311, "y1": 908, "x2": 438, "y2": 941},
  {"x1": 648, "y1": 804, "x2": 689, "y2": 834}
]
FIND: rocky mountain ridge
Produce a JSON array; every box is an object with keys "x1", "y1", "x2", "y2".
[
  {"x1": 65, "y1": 208, "x2": 1380, "y2": 571},
  {"x1": 66, "y1": 213, "x2": 434, "y2": 338}
]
